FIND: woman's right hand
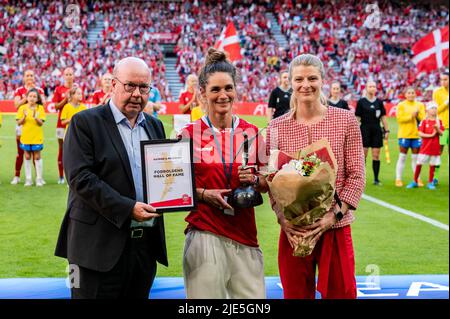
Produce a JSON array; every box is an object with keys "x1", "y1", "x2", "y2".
[{"x1": 203, "y1": 189, "x2": 234, "y2": 211}]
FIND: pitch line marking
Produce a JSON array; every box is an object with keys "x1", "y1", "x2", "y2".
[{"x1": 362, "y1": 194, "x2": 449, "y2": 231}]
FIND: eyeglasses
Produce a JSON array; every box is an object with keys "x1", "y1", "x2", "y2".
[{"x1": 114, "y1": 77, "x2": 151, "y2": 94}]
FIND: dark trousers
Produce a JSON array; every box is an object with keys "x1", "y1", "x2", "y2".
[{"x1": 70, "y1": 228, "x2": 157, "y2": 299}]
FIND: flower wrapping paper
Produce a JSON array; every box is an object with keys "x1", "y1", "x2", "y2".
[{"x1": 266, "y1": 139, "x2": 338, "y2": 257}]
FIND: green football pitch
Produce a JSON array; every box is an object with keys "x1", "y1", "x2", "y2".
[{"x1": 0, "y1": 114, "x2": 448, "y2": 278}]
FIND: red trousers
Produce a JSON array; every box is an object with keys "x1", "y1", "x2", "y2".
[{"x1": 278, "y1": 225, "x2": 356, "y2": 299}]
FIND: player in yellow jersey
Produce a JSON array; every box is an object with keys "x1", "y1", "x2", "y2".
[
  {"x1": 190, "y1": 98, "x2": 206, "y2": 122},
  {"x1": 190, "y1": 105, "x2": 204, "y2": 122},
  {"x1": 15, "y1": 88, "x2": 46, "y2": 186},
  {"x1": 395, "y1": 87, "x2": 426, "y2": 187},
  {"x1": 60, "y1": 85, "x2": 87, "y2": 136},
  {"x1": 431, "y1": 71, "x2": 449, "y2": 185}
]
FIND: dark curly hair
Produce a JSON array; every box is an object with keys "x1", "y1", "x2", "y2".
[{"x1": 198, "y1": 48, "x2": 239, "y2": 89}]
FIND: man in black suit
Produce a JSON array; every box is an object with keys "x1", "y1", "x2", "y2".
[{"x1": 55, "y1": 57, "x2": 168, "y2": 299}]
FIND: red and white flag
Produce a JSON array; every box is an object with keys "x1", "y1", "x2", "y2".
[
  {"x1": 412, "y1": 26, "x2": 449, "y2": 73},
  {"x1": 214, "y1": 22, "x2": 242, "y2": 62}
]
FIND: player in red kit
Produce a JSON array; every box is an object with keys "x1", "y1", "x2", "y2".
[
  {"x1": 91, "y1": 73, "x2": 113, "y2": 106},
  {"x1": 179, "y1": 74, "x2": 200, "y2": 115},
  {"x1": 407, "y1": 102, "x2": 444, "y2": 190},
  {"x1": 11, "y1": 70, "x2": 46, "y2": 185},
  {"x1": 52, "y1": 67, "x2": 75, "y2": 184}
]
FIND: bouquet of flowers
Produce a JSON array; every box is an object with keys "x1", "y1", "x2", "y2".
[{"x1": 265, "y1": 139, "x2": 338, "y2": 257}]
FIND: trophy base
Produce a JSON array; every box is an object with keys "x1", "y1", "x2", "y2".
[{"x1": 228, "y1": 186, "x2": 263, "y2": 209}]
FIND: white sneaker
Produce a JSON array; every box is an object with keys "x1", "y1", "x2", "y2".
[
  {"x1": 57, "y1": 178, "x2": 65, "y2": 184},
  {"x1": 36, "y1": 179, "x2": 44, "y2": 187},
  {"x1": 10, "y1": 176, "x2": 20, "y2": 185},
  {"x1": 24, "y1": 179, "x2": 33, "y2": 187}
]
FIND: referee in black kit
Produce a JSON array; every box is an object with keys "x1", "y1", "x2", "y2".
[
  {"x1": 267, "y1": 71, "x2": 292, "y2": 121},
  {"x1": 355, "y1": 80, "x2": 389, "y2": 185}
]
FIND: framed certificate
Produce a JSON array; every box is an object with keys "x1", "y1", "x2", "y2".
[{"x1": 141, "y1": 138, "x2": 196, "y2": 212}]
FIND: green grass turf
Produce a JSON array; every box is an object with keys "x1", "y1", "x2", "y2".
[{"x1": 0, "y1": 114, "x2": 448, "y2": 278}]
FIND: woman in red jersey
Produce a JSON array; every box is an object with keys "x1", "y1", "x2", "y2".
[{"x1": 179, "y1": 48, "x2": 268, "y2": 299}]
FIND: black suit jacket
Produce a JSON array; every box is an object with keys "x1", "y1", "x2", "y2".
[{"x1": 55, "y1": 103, "x2": 168, "y2": 272}]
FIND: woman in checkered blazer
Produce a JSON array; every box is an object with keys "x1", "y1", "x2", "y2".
[{"x1": 266, "y1": 54, "x2": 366, "y2": 299}]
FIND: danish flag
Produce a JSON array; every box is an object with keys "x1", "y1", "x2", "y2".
[
  {"x1": 412, "y1": 26, "x2": 449, "y2": 73},
  {"x1": 214, "y1": 22, "x2": 242, "y2": 62}
]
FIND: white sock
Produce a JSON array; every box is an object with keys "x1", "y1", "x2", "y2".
[
  {"x1": 411, "y1": 154, "x2": 418, "y2": 175},
  {"x1": 25, "y1": 159, "x2": 32, "y2": 181},
  {"x1": 396, "y1": 153, "x2": 407, "y2": 180},
  {"x1": 35, "y1": 159, "x2": 43, "y2": 180}
]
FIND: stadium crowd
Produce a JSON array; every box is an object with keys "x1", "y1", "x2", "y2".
[
  {"x1": 273, "y1": 0, "x2": 449, "y2": 102},
  {"x1": 0, "y1": 0, "x2": 448, "y2": 103}
]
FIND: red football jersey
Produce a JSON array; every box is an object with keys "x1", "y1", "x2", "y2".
[
  {"x1": 91, "y1": 89, "x2": 106, "y2": 105},
  {"x1": 14, "y1": 86, "x2": 45, "y2": 108},
  {"x1": 179, "y1": 117, "x2": 266, "y2": 247},
  {"x1": 52, "y1": 85, "x2": 71, "y2": 128},
  {"x1": 179, "y1": 90, "x2": 194, "y2": 114},
  {"x1": 419, "y1": 118, "x2": 444, "y2": 156}
]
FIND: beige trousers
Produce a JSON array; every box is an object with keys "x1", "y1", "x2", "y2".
[{"x1": 183, "y1": 230, "x2": 266, "y2": 299}]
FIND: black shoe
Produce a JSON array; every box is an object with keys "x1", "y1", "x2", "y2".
[{"x1": 373, "y1": 180, "x2": 382, "y2": 186}]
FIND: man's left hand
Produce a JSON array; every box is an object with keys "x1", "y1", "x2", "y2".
[{"x1": 132, "y1": 202, "x2": 160, "y2": 222}]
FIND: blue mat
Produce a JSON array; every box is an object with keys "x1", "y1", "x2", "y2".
[{"x1": 0, "y1": 275, "x2": 448, "y2": 299}]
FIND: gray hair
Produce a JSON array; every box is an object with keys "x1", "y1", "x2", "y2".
[{"x1": 288, "y1": 54, "x2": 328, "y2": 113}]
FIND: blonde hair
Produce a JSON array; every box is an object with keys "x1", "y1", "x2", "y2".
[
  {"x1": 185, "y1": 74, "x2": 198, "y2": 90},
  {"x1": 288, "y1": 54, "x2": 328, "y2": 114}
]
